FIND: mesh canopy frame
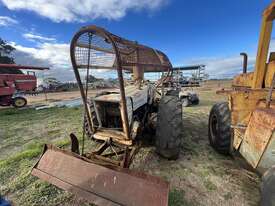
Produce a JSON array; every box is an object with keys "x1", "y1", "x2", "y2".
[
  {"x1": 70, "y1": 25, "x2": 172, "y2": 72},
  {"x1": 70, "y1": 25, "x2": 173, "y2": 140}
]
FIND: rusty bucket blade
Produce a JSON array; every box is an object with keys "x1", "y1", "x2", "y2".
[{"x1": 32, "y1": 145, "x2": 169, "y2": 206}]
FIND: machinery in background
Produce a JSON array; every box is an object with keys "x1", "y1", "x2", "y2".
[
  {"x1": 173, "y1": 65, "x2": 206, "y2": 87},
  {"x1": 208, "y1": 3, "x2": 275, "y2": 205},
  {"x1": 160, "y1": 65, "x2": 204, "y2": 106},
  {"x1": 162, "y1": 65, "x2": 206, "y2": 88},
  {"x1": 179, "y1": 89, "x2": 199, "y2": 107},
  {"x1": 0, "y1": 64, "x2": 49, "y2": 108}
]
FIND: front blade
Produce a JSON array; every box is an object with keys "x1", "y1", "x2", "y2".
[{"x1": 32, "y1": 145, "x2": 169, "y2": 206}]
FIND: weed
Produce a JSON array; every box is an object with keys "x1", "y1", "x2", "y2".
[
  {"x1": 224, "y1": 192, "x2": 233, "y2": 200},
  {"x1": 169, "y1": 188, "x2": 199, "y2": 206},
  {"x1": 203, "y1": 178, "x2": 217, "y2": 191},
  {"x1": 169, "y1": 188, "x2": 187, "y2": 206}
]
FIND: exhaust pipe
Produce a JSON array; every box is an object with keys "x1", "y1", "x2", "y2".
[{"x1": 240, "y1": 52, "x2": 248, "y2": 74}]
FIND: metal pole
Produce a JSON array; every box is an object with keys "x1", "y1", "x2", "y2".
[
  {"x1": 116, "y1": 65, "x2": 130, "y2": 139},
  {"x1": 109, "y1": 37, "x2": 130, "y2": 140}
]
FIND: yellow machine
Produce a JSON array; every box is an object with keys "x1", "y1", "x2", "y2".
[{"x1": 208, "y1": 3, "x2": 275, "y2": 205}]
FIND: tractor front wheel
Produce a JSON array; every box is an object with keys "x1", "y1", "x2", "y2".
[
  {"x1": 155, "y1": 95, "x2": 182, "y2": 160},
  {"x1": 12, "y1": 97, "x2": 27, "y2": 108},
  {"x1": 208, "y1": 102, "x2": 231, "y2": 154}
]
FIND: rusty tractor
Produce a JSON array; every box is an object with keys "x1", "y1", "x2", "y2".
[
  {"x1": 32, "y1": 25, "x2": 183, "y2": 206},
  {"x1": 208, "y1": 3, "x2": 275, "y2": 206}
]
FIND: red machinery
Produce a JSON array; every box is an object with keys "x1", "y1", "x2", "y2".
[{"x1": 0, "y1": 64, "x2": 49, "y2": 108}]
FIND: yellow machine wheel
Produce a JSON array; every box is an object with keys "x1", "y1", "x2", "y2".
[{"x1": 208, "y1": 102, "x2": 231, "y2": 154}]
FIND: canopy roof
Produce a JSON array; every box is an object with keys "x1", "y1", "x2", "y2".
[{"x1": 71, "y1": 25, "x2": 172, "y2": 73}]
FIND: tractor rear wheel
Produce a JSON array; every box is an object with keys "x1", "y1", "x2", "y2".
[
  {"x1": 155, "y1": 95, "x2": 182, "y2": 160},
  {"x1": 261, "y1": 166, "x2": 275, "y2": 206},
  {"x1": 208, "y1": 102, "x2": 231, "y2": 154},
  {"x1": 12, "y1": 97, "x2": 27, "y2": 108}
]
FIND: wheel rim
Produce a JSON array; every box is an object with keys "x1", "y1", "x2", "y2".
[
  {"x1": 210, "y1": 114, "x2": 218, "y2": 142},
  {"x1": 15, "y1": 98, "x2": 25, "y2": 107}
]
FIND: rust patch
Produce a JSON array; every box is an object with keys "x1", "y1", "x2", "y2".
[
  {"x1": 241, "y1": 108, "x2": 275, "y2": 168},
  {"x1": 233, "y1": 128, "x2": 246, "y2": 150}
]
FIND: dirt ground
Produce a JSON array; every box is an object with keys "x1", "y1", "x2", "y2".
[{"x1": 0, "y1": 80, "x2": 261, "y2": 206}]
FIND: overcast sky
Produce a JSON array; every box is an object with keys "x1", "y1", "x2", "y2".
[{"x1": 0, "y1": 0, "x2": 273, "y2": 81}]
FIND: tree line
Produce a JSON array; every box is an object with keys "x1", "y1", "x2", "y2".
[{"x1": 0, "y1": 37, "x2": 15, "y2": 64}]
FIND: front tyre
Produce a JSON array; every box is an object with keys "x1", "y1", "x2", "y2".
[
  {"x1": 208, "y1": 102, "x2": 231, "y2": 154},
  {"x1": 155, "y1": 95, "x2": 182, "y2": 160}
]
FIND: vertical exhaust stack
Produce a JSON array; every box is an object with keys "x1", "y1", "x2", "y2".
[{"x1": 240, "y1": 52, "x2": 248, "y2": 74}]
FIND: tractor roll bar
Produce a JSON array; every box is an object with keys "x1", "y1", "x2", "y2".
[{"x1": 70, "y1": 25, "x2": 173, "y2": 140}]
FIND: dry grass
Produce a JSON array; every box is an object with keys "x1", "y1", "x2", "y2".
[{"x1": 0, "y1": 80, "x2": 261, "y2": 206}]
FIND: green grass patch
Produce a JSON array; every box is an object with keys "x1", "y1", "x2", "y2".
[
  {"x1": 0, "y1": 133, "x2": 74, "y2": 205},
  {"x1": 16, "y1": 181, "x2": 72, "y2": 206},
  {"x1": 203, "y1": 178, "x2": 217, "y2": 191},
  {"x1": 0, "y1": 146, "x2": 42, "y2": 168},
  {"x1": 0, "y1": 107, "x2": 82, "y2": 159},
  {"x1": 223, "y1": 192, "x2": 233, "y2": 201},
  {"x1": 169, "y1": 188, "x2": 198, "y2": 206},
  {"x1": 169, "y1": 188, "x2": 186, "y2": 206},
  {"x1": 0, "y1": 107, "x2": 83, "y2": 205},
  {"x1": 0, "y1": 138, "x2": 71, "y2": 170}
]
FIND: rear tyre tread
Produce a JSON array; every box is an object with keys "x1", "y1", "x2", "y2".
[
  {"x1": 156, "y1": 95, "x2": 182, "y2": 160},
  {"x1": 208, "y1": 102, "x2": 231, "y2": 154}
]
